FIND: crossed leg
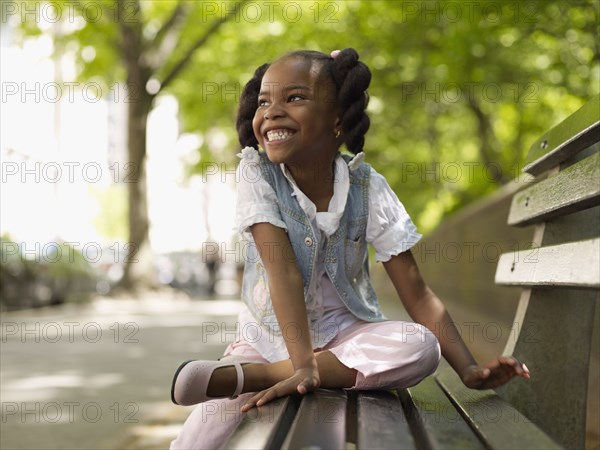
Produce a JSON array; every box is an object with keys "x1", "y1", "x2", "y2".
[
  {"x1": 171, "y1": 321, "x2": 440, "y2": 449},
  {"x1": 207, "y1": 350, "x2": 357, "y2": 397}
]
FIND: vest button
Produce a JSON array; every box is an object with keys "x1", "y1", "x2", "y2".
[{"x1": 304, "y1": 236, "x2": 313, "y2": 247}]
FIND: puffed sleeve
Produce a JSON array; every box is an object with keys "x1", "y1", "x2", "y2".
[
  {"x1": 236, "y1": 156, "x2": 287, "y2": 241},
  {"x1": 366, "y1": 167, "x2": 422, "y2": 262}
]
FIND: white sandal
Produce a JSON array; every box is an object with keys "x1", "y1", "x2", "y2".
[{"x1": 171, "y1": 360, "x2": 245, "y2": 406}]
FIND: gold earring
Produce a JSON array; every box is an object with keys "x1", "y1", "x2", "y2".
[{"x1": 335, "y1": 130, "x2": 341, "y2": 139}]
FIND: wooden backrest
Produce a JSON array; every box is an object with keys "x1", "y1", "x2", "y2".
[{"x1": 494, "y1": 95, "x2": 600, "y2": 449}]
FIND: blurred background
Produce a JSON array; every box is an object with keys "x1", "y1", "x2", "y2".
[{"x1": 1, "y1": 1, "x2": 598, "y2": 448}]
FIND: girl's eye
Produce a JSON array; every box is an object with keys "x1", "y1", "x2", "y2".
[
  {"x1": 288, "y1": 95, "x2": 303, "y2": 102},
  {"x1": 258, "y1": 98, "x2": 269, "y2": 107}
]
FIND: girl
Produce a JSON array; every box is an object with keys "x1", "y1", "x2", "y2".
[{"x1": 170, "y1": 48, "x2": 529, "y2": 449}]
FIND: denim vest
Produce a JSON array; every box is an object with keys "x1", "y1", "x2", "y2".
[{"x1": 240, "y1": 151, "x2": 387, "y2": 336}]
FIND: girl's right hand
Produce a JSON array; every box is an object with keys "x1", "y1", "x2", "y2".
[{"x1": 241, "y1": 367, "x2": 320, "y2": 412}]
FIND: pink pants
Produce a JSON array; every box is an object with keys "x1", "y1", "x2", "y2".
[{"x1": 170, "y1": 320, "x2": 440, "y2": 450}]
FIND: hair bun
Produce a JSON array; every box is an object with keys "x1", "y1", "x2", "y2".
[
  {"x1": 331, "y1": 48, "x2": 360, "y2": 86},
  {"x1": 329, "y1": 48, "x2": 371, "y2": 155},
  {"x1": 339, "y1": 48, "x2": 360, "y2": 62},
  {"x1": 236, "y1": 63, "x2": 270, "y2": 148}
]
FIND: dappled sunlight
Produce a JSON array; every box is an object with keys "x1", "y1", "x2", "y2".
[
  {"x1": 2, "y1": 372, "x2": 125, "y2": 403},
  {"x1": 91, "y1": 297, "x2": 245, "y2": 319},
  {"x1": 1, "y1": 294, "x2": 240, "y2": 448},
  {"x1": 126, "y1": 424, "x2": 181, "y2": 443},
  {"x1": 5, "y1": 372, "x2": 125, "y2": 392}
]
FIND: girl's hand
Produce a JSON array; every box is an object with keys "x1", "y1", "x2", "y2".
[
  {"x1": 241, "y1": 367, "x2": 320, "y2": 412},
  {"x1": 462, "y1": 356, "x2": 530, "y2": 389}
]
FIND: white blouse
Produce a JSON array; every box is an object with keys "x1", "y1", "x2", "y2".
[{"x1": 234, "y1": 152, "x2": 422, "y2": 362}]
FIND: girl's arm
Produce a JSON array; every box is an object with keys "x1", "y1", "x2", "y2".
[
  {"x1": 383, "y1": 250, "x2": 530, "y2": 389},
  {"x1": 241, "y1": 222, "x2": 319, "y2": 410}
]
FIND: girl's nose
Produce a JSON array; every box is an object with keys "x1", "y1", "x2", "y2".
[{"x1": 264, "y1": 102, "x2": 285, "y2": 120}]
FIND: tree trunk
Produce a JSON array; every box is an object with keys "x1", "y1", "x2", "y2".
[
  {"x1": 112, "y1": 0, "x2": 243, "y2": 292},
  {"x1": 118, "y1": 81, "x2": 156, "y2": 290},
  {"x1": 466, "y1": 96, "x2": 509, "y2": 185}
]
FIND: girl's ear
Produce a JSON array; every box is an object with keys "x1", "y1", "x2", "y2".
[{"x1": 334, "y1": 117, "x2": 342, "y2": 140}]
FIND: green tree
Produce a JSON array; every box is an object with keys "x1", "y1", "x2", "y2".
[
  {"x1": 16, "y1": 0, "x2": 598, "y2": 290},
  {"x1": 171, "y1": 0, "x2": 598, "y2": 231},
  {"x1": 20, "y1": 0, "x2": 247, "y2": 289}
]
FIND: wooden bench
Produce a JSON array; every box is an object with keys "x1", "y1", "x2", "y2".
[{"x1": 221, "y1": 95, "x2": 599, "y2": 450}]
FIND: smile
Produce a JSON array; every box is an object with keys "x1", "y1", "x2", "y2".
[{"x1": 265, "y1": 129, "x2": 296, "y2": 142}]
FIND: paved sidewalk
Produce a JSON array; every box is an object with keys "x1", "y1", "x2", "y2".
[{"x1": 1, "y1": 290, "x2": 243, "y2": 450}]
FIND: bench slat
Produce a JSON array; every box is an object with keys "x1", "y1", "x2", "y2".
[
  {"x1": 281, "y1": 389, "x2": 347, "y2": 450},
  {"x1": 495, "y1": 237, "x2": 600, "y2": 288},
  {"x1": 221, "y1": 396, "x2": 297, "y2": 450},
  {"x1": 356, "y1": 390, "x2": 416, "y2": 449},
  {"x1": 508, "y1": 151, "x2": 600, "y2": 226},
  {"x1": 400, "y1": 377, "x2": 482, "y2": 449},
  {"x1": 523, "y1": 95, "x2": 599, "y2": 176},
  {"x1": 436, "y1": 368, "x2": 562, "y2": 449}
]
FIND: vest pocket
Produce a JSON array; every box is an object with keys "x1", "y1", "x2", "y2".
[{"x1": 344, "y1": 235, "x2": 367, "y2": 277}]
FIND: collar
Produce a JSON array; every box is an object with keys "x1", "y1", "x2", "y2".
[{"x1": 279, "y1": 155, "x2": 350, "y2": 236}]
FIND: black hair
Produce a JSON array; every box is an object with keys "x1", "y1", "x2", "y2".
[{"x1": 235, "y1": 48, "x2": 371, "y2": 155}]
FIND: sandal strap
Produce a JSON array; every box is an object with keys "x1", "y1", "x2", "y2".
[{"x1": 230, "y1": 362, "x2": 244, "y2": 399}]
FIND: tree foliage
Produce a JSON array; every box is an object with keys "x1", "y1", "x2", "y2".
[
  {"x1": 161, "y1": 0, "x2": 599, "y2": 231},
  {"x1": 16, "y1": 0, "x2": 599, "y2": 242}
]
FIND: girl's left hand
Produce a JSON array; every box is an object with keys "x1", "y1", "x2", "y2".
[
  {"x1": 241, "y1": 367, "x2": 320, "y2": 412},
  {"x1": 462, "y1": 356, "x2": 530, "y2": 389}
]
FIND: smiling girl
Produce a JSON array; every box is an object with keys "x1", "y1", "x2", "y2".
[{"x1": 169, "y1": 48, "x2": 529, "y2": 449}]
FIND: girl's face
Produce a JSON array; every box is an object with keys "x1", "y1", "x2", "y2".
[{"x1": 252, "y1": 57, "x2": 340, "y2": 167}]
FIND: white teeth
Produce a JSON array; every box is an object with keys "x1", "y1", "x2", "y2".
[{"x1": 266, "y1": 129, "x2": 294, "y2": 142}]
